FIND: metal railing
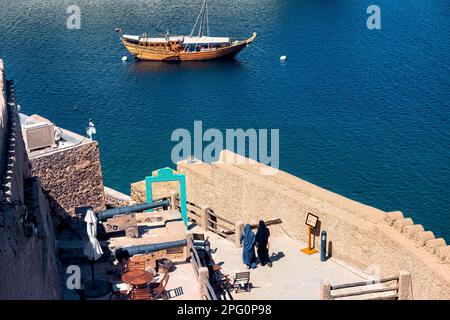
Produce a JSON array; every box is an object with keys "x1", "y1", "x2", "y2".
[
  {"x1": 202, "y1": 272, "x2": 218, "y2": 300},
  {"x1": 187, "y1": 235, "x2": 218, "y2": 300},
  {"x1": 188, "y1": 235, "x2": 202, "y2": 279}
]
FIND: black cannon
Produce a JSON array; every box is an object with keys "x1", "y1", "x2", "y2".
[
  {"x1": 97, "y1": 199, "x2": 170, "y2": 238},
  {"x1": 115, "y1": 239, "x2": 187, "y2": 260}
]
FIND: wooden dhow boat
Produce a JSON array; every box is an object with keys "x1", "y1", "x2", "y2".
[{"x1": 118, "y1": 0, "x2": 256, "y2": 61}]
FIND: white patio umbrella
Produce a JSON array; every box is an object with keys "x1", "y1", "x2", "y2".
[{"x1": 83, "y1": 208, "x2": 103, "y2": 287}]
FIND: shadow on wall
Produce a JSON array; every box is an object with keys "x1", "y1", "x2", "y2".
[
  {"x1": 312, "y1": 220, "x2": 322, "y2": 237},
  {"x1": 45, "y1": 192, "x2": 80, "y2": 237}
]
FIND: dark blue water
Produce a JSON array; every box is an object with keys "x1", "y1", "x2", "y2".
[{"x1": 1, "y1": 0, "x2": 449, "y2": 240}]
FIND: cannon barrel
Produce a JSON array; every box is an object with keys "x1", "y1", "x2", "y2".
[
  {"x1": 97, "y1": 199, "x2": 170, "y2": 221},
  {"x1": 114, "y1": 239, "x2": 187, "y2": 259}
]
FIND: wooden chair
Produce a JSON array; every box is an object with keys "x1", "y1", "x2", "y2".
[
  {"x1": 126, "y1": 260, "x2": 146, "y2": 272},
  {"x1": 215, "y1": 273, "x2": 232, "y2": 290},
  {"x1": 192, "y1": 233, "x2": 210, "y2": 250},
  {"x1": 150, "y1": 272, "x2": 170, "y2": 300},
  {"x1": 192, "y1": 233, "x2": 205, "y2": 241},
  {"x1": 130, "y1": 287, "x2": 153, "y2": 300},
  {"x1": 167, "y1": 286, "x2": 184, "y2": 299},
  {"x1": 232, "y1": 272, "x2": 251, "y2": 293}
]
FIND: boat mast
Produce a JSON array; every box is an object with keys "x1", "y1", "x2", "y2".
[
  {"x1": 205, "y1": 0, "x2": 210, "y2": 48},
  {"x1": 190, "y1": 0, "x2": 209, "y2": 52}
]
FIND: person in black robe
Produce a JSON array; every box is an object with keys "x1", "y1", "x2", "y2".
[{"x1": 255, "y1": 220, "x2": 272, "y2": 267}]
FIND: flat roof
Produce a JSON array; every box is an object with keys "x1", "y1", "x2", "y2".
[
  {"x1": 19, "y1": 113, "x2": 94, "y2": 159},
  {"x1": 122, "y1": 34, "x2": 231, "y2": 44}
]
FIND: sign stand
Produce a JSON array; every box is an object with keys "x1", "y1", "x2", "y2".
[
  {"x1": 301, "y1": 213, "x2": 319, "y2": 255},
  {"x1": 301, "y1": 225, "x2": 318, "y2": 255}
]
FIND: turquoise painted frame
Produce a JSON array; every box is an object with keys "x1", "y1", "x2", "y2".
[{"x1": 145, "y1": 167, "x2": 188, "y2": 227}]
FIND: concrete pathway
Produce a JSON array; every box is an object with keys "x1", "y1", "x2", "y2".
[{"x1": 204, "y1": 225, "x2": 368, "y2": 300}]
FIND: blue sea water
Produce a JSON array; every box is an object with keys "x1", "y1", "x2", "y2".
[{"x1": 0, "y1": 0, "x2": 449, "y2": 240}]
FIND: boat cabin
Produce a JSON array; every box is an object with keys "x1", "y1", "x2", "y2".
[{"x1": 121, "y1": 34, "x2": 232, "y2": 52}]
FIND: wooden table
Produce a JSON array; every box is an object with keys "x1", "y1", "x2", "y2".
[{"x1": 121, "y1": 270, "x2": 154, "y2": 287}]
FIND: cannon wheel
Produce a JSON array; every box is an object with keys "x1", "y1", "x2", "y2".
[{"x1": 126, "y1": 227, "x2": 138, "y2": 238}]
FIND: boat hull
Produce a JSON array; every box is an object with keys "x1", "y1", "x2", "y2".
[{"x1": 121, "y1": 33, "x2": 256, "y2": 62}]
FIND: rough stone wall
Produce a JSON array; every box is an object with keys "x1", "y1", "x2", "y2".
[
  {"x1": 130, "y1": 180, "x2": 146, "y2": 202},
  {"x1": 0, "y1": 177, "x2": 61, "y2": 299},
  {"x1": 30, "y1": 141, "x2": 106, "y2": 220},
  {"x1": 0, "y1": 60, "x2": 8, "y2": 175},
  {"x1": 104, "y1": 186, "x2": 131, "y2": 207},
  {"x1": 176, "y1": 150, "x2": 450, "y2": 300},
  {"x1": 0, "y1": 61, "x2": 60, "y2": 299}
]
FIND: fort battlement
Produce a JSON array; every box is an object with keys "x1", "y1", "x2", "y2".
[
  {"x1": 0, "y1": 60, "x2": 60, "y2": 299},
  {"x1": 166, "y1": 150, "x2": 449, "y2": 299}
]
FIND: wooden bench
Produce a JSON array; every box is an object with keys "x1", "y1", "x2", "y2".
[{"x1": 126, "y1": 260, "x2": 146, "y2": 272}]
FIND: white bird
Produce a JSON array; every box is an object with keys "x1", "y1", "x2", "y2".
[
  {"x1": 122, "y1": 56, "x2": 128, "y2": 62},
  {"x1": 280, "y1": 55, "x2": 287, "y2": 61}
]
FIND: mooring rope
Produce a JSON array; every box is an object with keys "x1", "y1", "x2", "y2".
[{"x1": 251, "y1": 43, "x2": 269, "y2": 55}]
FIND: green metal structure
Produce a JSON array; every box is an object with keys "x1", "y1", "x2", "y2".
[{"x1": 145, "y1": 167, "x2": 188, "y2": 227}]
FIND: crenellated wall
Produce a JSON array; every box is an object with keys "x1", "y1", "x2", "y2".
[
  {"x1": 0, "y1": 60, "x2": 8, "y2": 178},
  {"x1": 0, "y1": 60, "x2": 60, "y2": 299},
  {"x1": 175, "y1": 150, "x2": 450, "y2": 300}
]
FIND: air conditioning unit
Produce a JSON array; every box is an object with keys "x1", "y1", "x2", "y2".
[{"x1": 22, "y1": 114, "x2": 56, "y2": 152}]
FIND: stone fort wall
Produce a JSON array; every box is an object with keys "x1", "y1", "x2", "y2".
[
  {"x1": 29, "y1": 140, "x2": 106, "y2": 222},
  {"x1": 175, "y1": 150, "x2": 450, "y2": 300},
  {"x1": 0, "y1": 60, "x2": 60, "y2": 299},
  {"x1": 0, "y1": 61, "x2": 8, "y2": 176}
]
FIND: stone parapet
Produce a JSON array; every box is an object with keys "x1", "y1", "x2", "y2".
[
  {"x1": 402, "y1": 224, "x2": 424, "y2": 239},
  {"x1": 173, "y1": 150, "x2": 450, "y2": 299},
  {"x1": 104, "y1": 186, "x2": 131, "y2": 207}
]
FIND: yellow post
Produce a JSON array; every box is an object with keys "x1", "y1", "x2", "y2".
[{"x1": 301, "y1": 225, "x2": 318, "y2": 255}]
